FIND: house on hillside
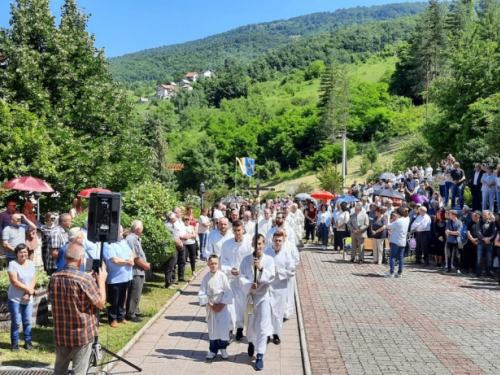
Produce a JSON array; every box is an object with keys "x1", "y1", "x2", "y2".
[
  {"x1": 156, "y1": 84, "x2": 177, "y2": 100},
  {"x1": 179, "y1": 79, "x2": 191, "y2": 86},
  {"x1": 201, "y1": 69, "x2": 215, "y2": 79},
  {"x1": 185, "y1": 72, "x2": 198, "y2": 82},
  {"x1": 181, "y1": 84, "x2": 193, "y2": 92}
]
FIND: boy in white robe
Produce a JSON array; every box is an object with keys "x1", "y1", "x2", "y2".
[
  {"x1": 264, "y1": 229, "x2": 296, "y2": 345},
  {"x1": 220, "y1": 220, "x2": 254, "y2": 341},
  {"x1": 240, "y1": 234, "x2": 275, "y2": 371},
  {"x1": 198, "y1": 254, "x2": 234, "y2": 360}
]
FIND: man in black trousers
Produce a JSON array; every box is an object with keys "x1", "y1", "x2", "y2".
[{"x1": 469, "y1": 163, "x2": 485, "y2": 211}]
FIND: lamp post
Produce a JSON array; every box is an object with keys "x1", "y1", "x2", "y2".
[{"x1": 200, "y1": 182, "x2": 206, "y2": 209}]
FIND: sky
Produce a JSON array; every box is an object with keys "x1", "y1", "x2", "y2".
[{"x1": 0, "y1": 0, "x2": 423, "y2": 57}]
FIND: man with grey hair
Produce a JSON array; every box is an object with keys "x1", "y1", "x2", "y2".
[
  {"x1": 125, "y1": 220, "x2": 150, "y2": 322},
  {"x1": 242, "y1": 210, "x2": 255, "y2": 237},
  {"x1": 50, "y1": 243, "x2": 107, "y2": 375},
  {"x1": 2, "y1": 212, "x2": 36, "y2": 266},
  {"x1": 164, "y1": 212, "x2": 182, "y2": 288},
  {"x1": 56, "y1": 227, "x2": 84, "y2": 271},
  {"x1": 258, "y1": 209, "x2": 273, "y2": 236},
  {"x1": 48, "y1": 213, "x2": 72, "y2": 275},
  {"x1": 347, "y1": 204, "x2": 369, "y2": 263},
  {"x1": 213, "y1": 203, "x2": 225, "y2": 221}
]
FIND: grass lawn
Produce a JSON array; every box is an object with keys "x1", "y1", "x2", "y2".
[{"x1": 0, "y1": 266, "x2": 203, "y2": 368}]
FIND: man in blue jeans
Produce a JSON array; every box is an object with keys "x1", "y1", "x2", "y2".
[
  {"x1": 445, "y1": 210, "x2": 463, "y2": 274},
  {"x1": 476, "y1": 210, "x2": 496, "y2": 278},
  {"x1": 385, "y1": 207, "x2": 410, "y2": 278}
]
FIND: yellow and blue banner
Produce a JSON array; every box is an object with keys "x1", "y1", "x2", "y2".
[{"x1": 236, "y1": 157, "x2": 255, "y2": 177}]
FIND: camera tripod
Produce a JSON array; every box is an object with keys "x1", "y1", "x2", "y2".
[{"x1": 85, "y1": 335, "x2": 142, "y2": 374}]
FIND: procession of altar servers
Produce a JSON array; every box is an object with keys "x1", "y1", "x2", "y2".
[{"x1": 198, "y1": 218, "x2": 299, "y2": 370}]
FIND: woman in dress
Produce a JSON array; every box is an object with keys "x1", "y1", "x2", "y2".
[
  {"x1": 7, "y1": 243, "x2": 36, "y2": 352},
  {"x1": 433, "y1": 208, "x2": 446, "y2": 268},
  {"x1": 69, "y1": 197, "x2": 83, "y2": 218}
]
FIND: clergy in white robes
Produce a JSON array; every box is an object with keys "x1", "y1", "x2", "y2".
[
  {"x1": 220, "y1": 221, "x2": 254, "y2": 337},
  {"x1": 240, "y1": 235, "x2": 275, "y2": 360},
  {"x1": 266, "y1": 212, "x2": 295, "y2": 245},
  {"x1": 205, "y1": 218, "x2": 234, "y2": 258},
  {"x1": 258, "y1": 209, "x2": 273, "y2": 236},
  {"x1": 283, "y1": 240, "x2": 300, "y2": 319},
  {"x1": 264, "y1": 230, "x2": 296, "y2": 342}
]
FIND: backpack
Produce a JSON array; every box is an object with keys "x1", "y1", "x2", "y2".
[{"x1": 459, "y1": 225, "x2": 468, "y2": 245}]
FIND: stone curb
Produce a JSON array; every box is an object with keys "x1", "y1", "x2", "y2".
[
  {"x1": 295, "y1": 273, "x2": 312, "y2": 375},
  {"x1": 102, "y1": 265, "x2": 207, "y2": 374}
]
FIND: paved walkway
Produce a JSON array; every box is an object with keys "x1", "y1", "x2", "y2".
[
  {"x1": 297, "y1": 247, "x2": 500, "y2": 375},
  {"x1": 110, "y1": 267, "x2": 304, "y2": 375}
]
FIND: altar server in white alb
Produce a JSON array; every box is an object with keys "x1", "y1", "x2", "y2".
[
  {"x1": 198, "y1": 254, "x2": 234, "y2": 360},
  {"x1": 281, "y1": 228, "x2": 300, "y2": 320},
  {"x1": 205, "y1": 218, "x2": 233, "y2": 258},
  {"x1": 220, "y1": 220, "x2": 254, "y2": 341},
  {"x1": 266, "y1": 212, "x2": 295, "y2": 246},
  {"x1": 240, "y1": 234, "x2": 275, "y2": 371},
  {"x1": 264, "y1": 229, "x2": 296, "y2": 345}
]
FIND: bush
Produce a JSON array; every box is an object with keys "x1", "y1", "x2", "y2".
[
  {"x1": 359, "y1": 155, "x2": 371, "y2": 175},
  {"x1": 260, "y1": 160, "x2": 281, "y2": 181},
  {"x1": 122, "y1": 182, "x2": 179, "y2": 264},
  {"x1": 303, "y1": 141, "x2": 357, "y2": 170}
]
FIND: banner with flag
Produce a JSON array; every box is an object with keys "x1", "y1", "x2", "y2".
[{"x1": 236, "y1": 157, "x2": 256, "y2": 177}]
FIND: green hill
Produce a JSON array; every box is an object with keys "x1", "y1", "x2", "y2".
[{"x1": 108, "y1": 2, "x2": 427, "y2": 84}]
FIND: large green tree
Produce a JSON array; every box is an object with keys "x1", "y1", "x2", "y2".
[{"x1": 0, "y1": 0, "x2": 152, "y2": 206}]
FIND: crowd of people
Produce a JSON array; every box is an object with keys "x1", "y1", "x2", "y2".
[{"x1": 1, "y1": 152, "x2": 500, "y2": 372}]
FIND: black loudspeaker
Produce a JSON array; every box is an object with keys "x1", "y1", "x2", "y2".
[{"x1": 87, "y1": 192, "x2": 122, "y2": 243}]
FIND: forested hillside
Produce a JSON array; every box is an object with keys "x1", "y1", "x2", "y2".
[{"x1": 108, "y1": 2, "x2": 427, "y2": 84}]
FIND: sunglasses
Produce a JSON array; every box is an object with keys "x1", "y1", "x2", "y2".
[{"x1": 50, "y1": 217, "x2": 56, "y2": 220}]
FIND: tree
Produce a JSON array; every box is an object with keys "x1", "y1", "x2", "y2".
[
  {"x1": 0, "y1": 0, "x2": 152, "y2": 206},
  {"x1": 204, "y1": 60, "x2": 249, "y2": 108},
  {"x1": 305, "y1": 60, "x2": 325, "y2": 80},
  {"x1": 365, "y1": 139, "x2": 379, "y2": 166},
  {"x1": 316, "y1": 164, "x2": 343, "y2": 194}
]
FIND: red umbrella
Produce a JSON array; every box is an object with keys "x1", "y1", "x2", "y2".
[
  {"x1": 311, "y1": 190, "x2": 335, "y2": 200},
  {"x1": 3, "y1": 176, "x2": 54, "y2": 193},
  {"x1": 78, "y1": 187, "x2": 111, "y2": 198}
]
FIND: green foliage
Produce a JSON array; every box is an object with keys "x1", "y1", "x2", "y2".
[
  {"x1": 393, "y1": 135, "x2": 435, "y2": 172},
  {"x1": 305, "y1": 60, "x2": 325, "y2": 80},
  {"x1": 365, "y1": 139, "x2": 379, "y2": 165},
  {"x1": 360, "y1": 155, "x2": 371, "y2": 175},
  {"x1": 0, "y1": 269, "x2": 50, "y2": 291},
  {"x1": 0, "y1": 0, "x2": 154, "y2": 209},
  {"x1": 204, "y1": 60, "x2": 249, "y2": 108},
  {"x1": 302, "y1": 141, "x2": 357, "y2": 170},
  {"x1": 316, "y1": 164, "x2": 344, "y2": 194},
  {"x1": 260, "y1": 160, "x2": 281, "y2": 181},
  {"x1": 121, "y1": 181, "x2": 178, "y2": 264}
]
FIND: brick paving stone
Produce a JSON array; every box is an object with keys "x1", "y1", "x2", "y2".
[{"x1": 297, "y1": 248, "x2": 500, "y2": 374}]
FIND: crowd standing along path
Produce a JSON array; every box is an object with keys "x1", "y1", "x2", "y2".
[
  {"x1": 110, "y1": 266, "x2": 304, "y2": 375},
  {"x1": 297, "y1": 248, "x2": 500, "y2": 375}
]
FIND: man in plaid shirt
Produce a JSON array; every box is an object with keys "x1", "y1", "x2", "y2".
[
  {"x1": 50, "y1": 243, "x2": 107, "y2": 375},
  {"x1": 48, "y1": 213, "x2": 72, "y2": 275}
]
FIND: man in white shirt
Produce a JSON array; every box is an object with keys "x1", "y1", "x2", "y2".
[
  {"x1": 213, "y1": 203, "x2": 225, "y2": 222},
  {"x1": 288, "y1": 204, "x2": 305, "y2": 248},
  {"x1": 173, "y1": 207, "x2": 189, "y2": 282},
  {"x1": 410, "y1": 206, "x2": 432, "y2": 265},
  {"x1": 206, "y1": 218, "x2": 234, "y2": 258}
]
